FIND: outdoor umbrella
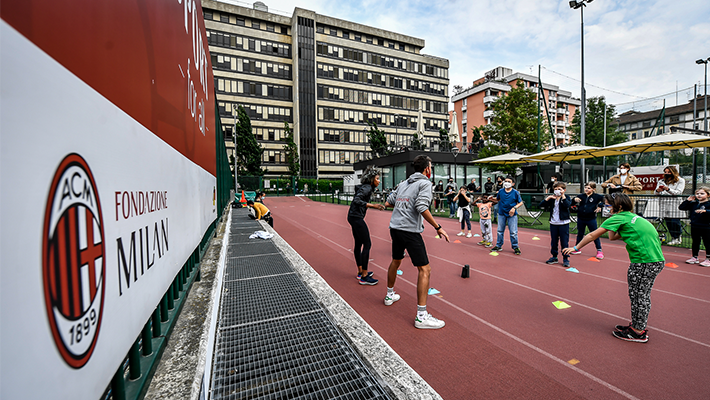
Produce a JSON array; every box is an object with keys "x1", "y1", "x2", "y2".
[
  {"x1": 448, "y1": 111, "x2": 460, "y2": 144},
  {"x1": 473, "y1": 152, "x2": 546, "y2": 165},
  {"x1": 416, "y1": 107, "x2": 424, "y2": 141},
  {"x1": 597, "y1": 132, "x2": 710, "y2": 155},
  {"x1": 521, "y1": 144, "x2": 609, "y2": 162}
]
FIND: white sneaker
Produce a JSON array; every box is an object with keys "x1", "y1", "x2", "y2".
[
  {"x1": 456, "y1": 232, "x2": 465, "y2": 236},
  {"x1": 570, "y1": 250, "x2": 582, "y2": 255},
  {"x1": 466, "y1": 233, "x2": 472, "y2": 238},
  {"x1": 384, "y1": 292, "x2": 400, "y2": 306},
  {"x1": 414, "y1": 313, "x2": 445, "y2": 329}
]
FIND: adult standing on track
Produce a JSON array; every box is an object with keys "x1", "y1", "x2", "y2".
[
  {"x1": 348, "y1": 165, "x2": 385, "y2": 285},
  {"x1": 445, "y1": 177, "x2": 458, "y2": 218},
  {"x1": 655, "y1": 165, "x2": 685, "y2": 245},
  {"x1": 490, "y1": 177, "x2": 524, "y2": 255},
  {"x1": 563, "y1": 193, "x2": 664, "y2": 343},
  {"x1": 383, "y1": 155, "x2": 450, "y2": 329}
]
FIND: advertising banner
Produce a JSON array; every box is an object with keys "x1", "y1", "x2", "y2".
[{"x1": 1, "y1": 1, "x2": 216, "y2": 398}]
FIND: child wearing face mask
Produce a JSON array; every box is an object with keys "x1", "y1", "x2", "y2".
[
  {"x1": 679, "y1": 187, "x2": 710, "y2": 266},
  {"x1": 571, "y1": 182, "x2": 605, "y2": 259},
  {"x1": 602, "y1": 163, "x2": 642, "y2": 195},
  {"x1": 539, "y1": 182, "x2": 572, "y2": 267},
  {"x1": 491, "y1": 177, "x2": 524, "y2": 255}
]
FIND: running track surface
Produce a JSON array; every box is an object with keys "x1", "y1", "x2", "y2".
[{"x1": 267, "y1": 196, "x2": 710, "y2": 400}]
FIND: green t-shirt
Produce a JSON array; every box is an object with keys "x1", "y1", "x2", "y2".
[{"x1": 600, "y1": 212, "x2": 664, "y2": 263}]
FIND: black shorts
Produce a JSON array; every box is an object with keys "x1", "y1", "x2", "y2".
[{"x1": 390, "y1": 228, "x2": 429, "y2": 267}]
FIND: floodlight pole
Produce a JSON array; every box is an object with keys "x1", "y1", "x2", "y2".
[
  {"x1": 697, "y1": 57, "x2": 709, "y2": 183},
  {"x1": 571, "y1": 0, "x2": 591, "y2": 187}
]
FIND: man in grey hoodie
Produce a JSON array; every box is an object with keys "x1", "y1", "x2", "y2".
[{"x1": 383, "y1": 155, "x2": 450, "y2": 329}]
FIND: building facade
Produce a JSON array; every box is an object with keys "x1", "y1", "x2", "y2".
[
  {"x1": 450, "y1": 66, "x2": 581, "y2": 148},
  {"x1": 202, "y1": 0, "x2": 450, "y2": 179},
  {"x1": 616, "y1": 95, "x2": 710, "y2": 139}
]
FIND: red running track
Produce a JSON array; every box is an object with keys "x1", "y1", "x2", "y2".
[{"x1": 267, "y1": 196, "x2": 710, "y2": 400}]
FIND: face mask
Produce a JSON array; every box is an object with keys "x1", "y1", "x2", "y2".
[
  {"x1": 551, "y1": 178, "x2": 556, "y2": 182},
  {"x1": 503, "y1": 182, "x2": 512, "y2": 189},
  {"x1": 619, "y1": 168, "x2": 628, "y2": 174},
  {"x1": 426, "y1": 168, "x2": 432, "y2": 179},
  {"x1": 664, "y1": 174, "x2": 672, "y2": 180},
  {"x1": 554, "y1": 189, "x2": 562, "y2": 196}
]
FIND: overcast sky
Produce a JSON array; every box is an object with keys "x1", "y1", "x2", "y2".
[{"x1": 219, "y1": 0, "x2": 710, "y2": 115}]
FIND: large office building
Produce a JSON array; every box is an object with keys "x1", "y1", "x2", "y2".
[
  {"x1": 202, "y1": 0, "x2": 450, "y2": 179},
  {"x1": 450, "y1": 66, "x2": 581, "y2": 148}
]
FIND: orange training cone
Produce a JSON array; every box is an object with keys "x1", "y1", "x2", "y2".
[{"x1": 240, "y1": 190, "x2": 247, "y2": 206}]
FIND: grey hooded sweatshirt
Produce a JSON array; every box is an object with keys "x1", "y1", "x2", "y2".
[{"x1": 386, "y1": 172, "x2": 433, "y2": 233}]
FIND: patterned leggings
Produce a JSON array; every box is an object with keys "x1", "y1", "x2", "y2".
[{"x1": 627, "y1": 261, "x2": 665, "y2": 331}]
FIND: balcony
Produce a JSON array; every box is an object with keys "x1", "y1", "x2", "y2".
[
  {"x1": 557, "y1": 108, "x2": 566, "y2": 114},
  {"x1": 483, "y1": 109, "x2": 494, "y2": 118},
  {"x1": 483, "y1": 95, "x2": 498, "y2": 104},
  {"x1": 555, "y1": 132, "x2": 568, "y2": 139}
]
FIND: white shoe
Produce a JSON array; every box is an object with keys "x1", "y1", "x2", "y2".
[
  {"x1": 466, "y1": 233, "x2": 472, "y2": 238},
  {"x1": 414, "y1": 313, "x2": 445, "y2": 329},
  {"x1": 384, "y1": 292, "x2": 400, "y2": 306},
  {"x1": 456, "y1": 232, "x2": 465, "y2": 236}
]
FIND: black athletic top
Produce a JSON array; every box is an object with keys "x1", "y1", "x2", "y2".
[{"x1": 348, "y1": 184, "x2": 373, "y2": 219}]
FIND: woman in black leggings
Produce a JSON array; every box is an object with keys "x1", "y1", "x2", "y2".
[{"x1": 348, "y1": 166, "x2": 385, "y2": 285}]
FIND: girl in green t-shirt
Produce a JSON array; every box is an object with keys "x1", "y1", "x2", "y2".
[{"x1": 563, "y1": 193, "x2": 664, "y2": 343}]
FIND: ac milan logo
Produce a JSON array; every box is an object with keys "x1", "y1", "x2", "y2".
[{"x1": 42, "y1": 154, "x2": 105, "y2": 368}]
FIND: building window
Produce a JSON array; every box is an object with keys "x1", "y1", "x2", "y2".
[
  {"x1": 252, "y1": 21, "x2": 260, "y2": 29},
  {"x1": 342, "y1": 31, "x2": 349, "y2": 39},
  {"x1": 330, "y1": 28, "x2": 337, "y2": 36}
]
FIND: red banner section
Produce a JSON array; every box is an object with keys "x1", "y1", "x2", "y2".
[
  {"x1": 1, "y1": 0, "x2": 216, "y2": 175},
  {"x1": 635, "y1": 174, "x2": 664, "y2": 191}
]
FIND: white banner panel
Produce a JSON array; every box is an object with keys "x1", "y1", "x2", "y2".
[{"x1": 1, "y1": 18, "x2": 216, "y2": 399}]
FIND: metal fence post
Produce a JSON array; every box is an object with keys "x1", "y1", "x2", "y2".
[
  {"x1": 141, "y1": 321, "x2": 153, "y2": 356},
  {"x1": 129, "y1": 337, "x2": 141, "y2": 380},
  {"x1": 152, "y1": 307, "x2": 162, "y2": 337},
  {"x1": 111, "y1": 364, "x2": 127, "y2": 400}
]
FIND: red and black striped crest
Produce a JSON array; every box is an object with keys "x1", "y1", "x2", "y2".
[{"x1": 42, "y1": 154, "x2": 105, "y2": 368}]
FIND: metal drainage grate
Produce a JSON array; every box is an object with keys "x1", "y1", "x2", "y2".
[
  {"x1": 228, "y1": 241, "x2": 279, "y2": 258},
  {"x1": 219, "y1": 274, "x2": 320, "y2": 327},
  {"x1": 211, "y1": 311, "x2": 391, "y2": 400},
  {"x1": 224, "y1": 254, "x2": 294, "y2": 281}
]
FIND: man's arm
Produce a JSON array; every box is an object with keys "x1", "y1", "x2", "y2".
[{"x1": 421, "y1": 209, "x2": 449, "y2": 242}]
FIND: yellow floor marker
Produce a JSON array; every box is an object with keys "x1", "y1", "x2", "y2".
[
  {"x1": 568, "y1": 359, "x2": 580, "y2": 365},
  {"x1": 552, "y1": 301, "x2": 571, "y2": 309},
  {"x1": 532, "y1": 236, "x2": 541, "y2": 241},
  {"x1": 489, "y1": 251, "x2": 499, "y2": 256}
]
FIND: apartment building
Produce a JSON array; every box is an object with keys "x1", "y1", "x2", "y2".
[
  {"x1": 202, "y1": 0, "x2": 449, "y2": 179},
  {"x1": 450, "y1": 66, "x2": 580, "y2": 148},
  {"x1": 616, "y1": 95, "x2": 710, "y2": 139}
]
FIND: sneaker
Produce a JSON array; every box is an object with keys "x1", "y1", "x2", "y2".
[
  {"x1": 490, "y1": 246, "x2": 501, "y2": 252},
  {"x1": 612, "y1": 327, "x2": 648, "y2": 343},
  {"x1": 457, "y1": 232, "x2": 465, "y2": 236},
  {"x1": 545, "y1": 257, "x2": 558, "y2": 264},
  {"x1": 614, "y1": 323, "x2": 631, "y2": 332},
  {"x1": 686, "y1": 257, "x2": 700, "y2": 264},
  {"x1": 596, "y1": 251, "x2": 604, "y2": 260},
  {"x1": 477, "y1": 240, "x2": 486, "y2": 246},
  {"x1": 414, "y1": 313, "x2": 445, "y2": 329},
  {"x1": 356, "y1": 271, "x2": 374, "y2": 280},
  {"x1": 485, "y1": 242, "x2": 494, "y2": 248},
  {"x1": 359, "y1": 275, "x2": 379, "y2": 285},
  {"x1": 700, "y1": 260, "x2": 710, "y2": 267},
  {"x1": 513, "y1": 248, "x2": 521, "y2": 255},
  {"x1": 570, "y1": 250, "x2": 582, "y2": 255},
  {"x1": 466, "y1": 233, "x2": 472, "y2": 238},
  {"x1": 563, "y1": 259, "x2": 570, "y2": 268},
  {"x1": 384, "y1": 292, "x2": 400, "y2": 306}
]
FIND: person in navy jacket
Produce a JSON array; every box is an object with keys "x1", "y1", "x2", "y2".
[
  {"x1": 571, "y1": 182, "x2": 605, "y2": 259},
  {"x1": 539, "y1": 181, "x2": 572, "y2": 267}
]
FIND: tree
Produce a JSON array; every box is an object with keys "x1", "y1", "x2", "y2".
[
  {"x1": 453, "y1": 85, "x2": 464, "y2": 95},
  {"x1": 367, "y1": 120, "x2": 390, "y2": 157},
  {"x1": 234, "y1": 105, "x2": 265, "y2": 176},
  {"x1": 280, "y1": 122, "x2": 300, "y2": 178},
  {"x1": 469, "y1": 126, "x2": 485, "y2": 152},
  {"x1": 570, "y1": 96, "x2": 627, "y2": 165},
  {"x1": 476, "y1": 80, "x2": 542, "y2": 172},
  {"x1": 411, "y1": 131, "x2": 427, "y2": 151},
  {"x1": 438, "y1": 128, "x2": 451, "y2": 152}
]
